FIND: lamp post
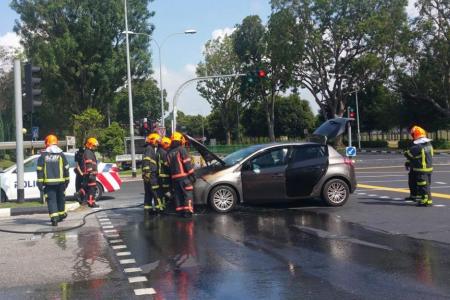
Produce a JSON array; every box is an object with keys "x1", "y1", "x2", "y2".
[
  {"x1": 123, "y1": 29, "x2": 197, "y2": 134},
  {"x1": 123, "y1": 0, "x2": 137, "y2": 177}
]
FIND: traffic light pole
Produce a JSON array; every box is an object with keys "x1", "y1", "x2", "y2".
[
  {"x1": 347, "y1": 106, "x2": 352, "y2": 147},
  {"x1": 355, "y1": 91, "x2": 361, "y2": 149},
  {"x1": 14, "y1": 59, "x2": 25, "y2": 202}
]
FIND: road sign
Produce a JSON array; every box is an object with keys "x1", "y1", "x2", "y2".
[
  {"x1": 157, "y1": 126, "x2": 166, "y2": 137},
  {"x1": 346, "y1": 146, "x2": 357, "y2": 157},
  {"x1": 31, "y1": 126, "x2": 39, "y2": 140}
]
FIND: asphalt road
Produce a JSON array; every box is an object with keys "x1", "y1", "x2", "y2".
[{"x1": 0, "y1": 152, "x2": 450, "y2": 299}]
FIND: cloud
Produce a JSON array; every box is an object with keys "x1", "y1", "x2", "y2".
[
  {"x1": 211, "y1": 27, "x2": 236, "y2": 40},
  {"x1": 0, "y1": 32, "x2": 22, "y2": 50},
  {"x1": 154, "y1": 63, "x2": 211, "y2": 117}
]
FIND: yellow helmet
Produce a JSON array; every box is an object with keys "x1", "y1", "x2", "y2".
[
  {"x1": 161, "y1": 137, "x2": 171, "y2": 150},
  {"x1": 44, "y1": 134, "x2": 58, "y2": 147},
  {"x1": 85, "y1": 137, "x2": 99, "y2": 149},
  {"x1": 171, "y1": 131, "x2": 184, "y2": 142},
  {"x1": 410, "y1": 126, "x2": 426, "y2": 140},
  {"x1": 146, "y1": 133, "x2": 161, "y2": 146}
]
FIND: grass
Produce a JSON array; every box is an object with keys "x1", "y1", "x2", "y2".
[
  {"x1": 0, "y1": 201, "x2": 46, "y2": 208},
  {"x1": 119, "y1": 169, "x2": 142, "y2": 177},
  {"x1": 0, "y1": 160, "x2": 14, "y2": 170}
]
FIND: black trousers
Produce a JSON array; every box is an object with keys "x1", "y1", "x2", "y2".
[
  {"x1": 45, "y1": 184, "x2": 66, "y2": 219},
  {"x1": 408, "y1": 170, "x2": 417, "y2": 197},
  {"x1": 144, "y1": 180, "x2": 164, "y2": 211},
  {"x1": 415, "y1": 172, "x2": 432, "y2": 200}
]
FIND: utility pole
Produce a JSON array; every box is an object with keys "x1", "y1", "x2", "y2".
[{"x1": 14, "y1": 59, "x2": 24, "y2": 202}]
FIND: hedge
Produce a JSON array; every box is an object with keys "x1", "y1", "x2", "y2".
[{"x1": 398, "y1": 139, "x2": 450, "y2": 150}]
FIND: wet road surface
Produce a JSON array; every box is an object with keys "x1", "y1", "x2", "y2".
[{"x1": 104, "y1": 205, "x2": 450, "y2": 299}]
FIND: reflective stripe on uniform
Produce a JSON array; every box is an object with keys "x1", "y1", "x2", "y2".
[
  {"x1": 417, "y1": 181, "x2": 427, "y2": 186},
  {"x1": 50, "y1": 212, "x2": 59, "y2": 218},
  {"x1": 413, "y1": 167, "x2": 433, "y2": 172},
  {"x1": 37, "y1": 166, "x2": 43, "y2": 170}
]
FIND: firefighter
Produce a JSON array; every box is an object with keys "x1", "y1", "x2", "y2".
[
  {"x1": 142, "y1": 133, "x2": 164, "y2": 213},
  {"x1": 167, "y1": 132, "x2": 195, "y2": 218},
  {"x1": 157, "y1": 136, "x2": 172, "y2": 210},
  {"x1": 37, "y1": 135, "x2": 70, "y2": 226},
  {"x1": 83, "y1": 137, "x2": 100, "y2": 208},
  {"x1": 74, "y1": 146, "x2": 86, "y2": 204},
  {"x1": 404, "y1": 126, "x2": 434, "y2": 206}
]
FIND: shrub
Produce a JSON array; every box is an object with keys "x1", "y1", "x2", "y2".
[
  {"x1": 360, "y1": 140, "x2": 388, "y2": 148},
  {"x1": 432, "y1": 139, "x2": 450, "y2": 149},
  {"x1": 398, "y1": 139, "x2": 412, "y2": 149}
]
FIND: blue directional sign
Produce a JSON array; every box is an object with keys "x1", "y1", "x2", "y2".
[
  {"x1": 346, "y1": 146, "x2": 357, "y2": 157},
  {"x1": 31, "y1": 126, "x2": 39, "y2": 140}
]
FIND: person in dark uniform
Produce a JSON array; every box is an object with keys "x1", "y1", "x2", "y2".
[
  {"x1": 74, "y1": 146, "x2": 86, "y2": 204},
  {"x1": 156, "y1": 136, "x2": 171, "y2": 211},
  {"x1": 167, "y1": 132, "x2": 195, "y2": 218},
  {"x1": 404, "y1": 126, "x2": 434, "y2": 206},
  {"x1": 37, "y1": 134, "x2": 70, "y2": 226},
  {"x1": 82, "y1": 137, "x2": 100, "y2": 208},
  {"x1": 142, "y1": 133, "x2": 164, "y2": 213}
]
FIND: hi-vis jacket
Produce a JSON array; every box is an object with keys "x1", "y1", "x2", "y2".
[
  {"x1": 37, "y1": 145, "x2": 70, "y2": 185},
  {"x1": 167, "y1": 146, "x2": 194, "y2": 180},
  {"x1": 404, "y1": 142, "x2": 434, "y2": 173},
  {"x1": 156, "y1": 147, "x2": 170, "y2": 179},
  {"x1": 82, "y1": 148, "x2": 98, "y2": 175},
  {"x1": 142, "y1": 144, "x2": 158, "y2": 185}
]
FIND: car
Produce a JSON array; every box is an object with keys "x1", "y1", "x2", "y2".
[
  {"x1": 0, "y1": 152, "x2": 122, "y2": 202},
  {"x1": 187, "y1": 118, "x2": 357, "y2": 213}
]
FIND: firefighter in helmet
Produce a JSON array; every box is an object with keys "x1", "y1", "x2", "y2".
[
  {"x1": 157, "y1": 136, "x2": 172, "y2": 209},
  {"x1": 83, "y1": 137, "x2": 100, "y2": 208},
  {"x1": 37, "y1": 134, "x2": 70, "y2": 226},
  {"x1": 142, "y1": 133, "x2": 164, "y2": 213},
  {"x1": 404, "y1": 126, "x2": 434, "y2": 206},
  {"x1": 167, "y1": 132, "x2": 195, "y2": 217}
]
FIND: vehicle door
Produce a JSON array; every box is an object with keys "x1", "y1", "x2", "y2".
[
  {"x1": 23, "y1": 157, "x2": 40, "y2": 199},
  {"x1": 241, "y1": 147, "x2": 289, "y2": 201},
  {"x1": 310, "y1": 117, "x2": 352, "y2": 144},
  {"x1": 285, "y1": 145, "x2": 328, "y2": 198},
  {"x1": 65, "y1": 154, "x2": 77, "y2": 197}
]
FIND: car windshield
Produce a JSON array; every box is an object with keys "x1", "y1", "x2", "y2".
[{"x1": 222, "y1": 145, "x2": 266, "y2": 166}]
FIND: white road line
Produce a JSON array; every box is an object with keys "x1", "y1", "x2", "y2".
[
  {"x1": 359, "y1": 180, "x2": 407, "y2": 183},
  {"x1": 128, "y1": 276, "x2": 147, "y2": 283},
  {"x1": 358, "y1": 175, "x2": 405, "y2": 178},
  {"x1": 379, "y1": 196, "x2": 390, "y2": 199},
  {"x1": 112, "y1": 245, "x2": 127, "y2": 250},
  {"x1": 368, "y1": 194, "x2": 378, "y2": 197},
  {"x1": 134, "y1": 288, "x2": 156, "y2": 296},
  {"x1": 436, "y1": 182, "x2": 447, "y2": 185},
  {"x1": 117, "y1": 251, "x2": 131, "y2": 256},
  {"x1": 393, "y1": 198, "x2": 403, "y2": 200},
  {"x1": 102, "y1": 225, "x2": 114, "y2": 229},
  {"x1": 357, "y1": 192, "x2": 366, "y2": 195},
  {"x1": 119, "y1": 259, "x2": 136, "y2": 264},
  {"x1": 433, "y1": 204, "x2": 446, "y2": 207},
  {"x1": 109, "y1": 239, "x2": 123, "y2": 244},
  {"x1": 431, "y1": 186, "x2": 450, "y2": 189},
  {"x1": 104, "y1": 229, "x2": 117, "y2": 233},
  {"x1": 106, "y1": 234, "x2": 120, "y2": 238},
  {"x1": 405, "y1": 200, "x2": 414, "y2": 203},
  {"x1": 99, "y1": 218, "x2": 109, "y2": 221},
  {"x1": 124, "y1": 267, "x2": 142, "y2": 273}
]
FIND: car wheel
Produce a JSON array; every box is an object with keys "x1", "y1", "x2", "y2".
[
  {"x1": 209, "y1": 185, "x2": 237, "y2": 213},
  {"x1": 0, "y1": 190, "x2": 6, "y2": 203},
  {"x1": 322, "y1": 179, "x2": 349, "y2": 206},
  {"x1": 95, "y1": 182, "x2": 104, "y2": 201}
]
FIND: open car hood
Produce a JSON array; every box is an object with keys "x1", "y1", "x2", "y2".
[
  {"x1": 185, "y1": 134, "x2": 225, "y2": 166},
  {"x1": 309, "y1": 118, "x2": 353, "y2": 144}
]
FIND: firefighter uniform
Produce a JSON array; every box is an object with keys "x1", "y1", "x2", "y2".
[
  {"x1": 37, "y1": 135, "x2": 70, "y2": 226},
  {"x1": 404, "y1": 126, "x2": 434, "y2": 206},
  {"x1": 157, "y1": 140, "x2": 171, "y2": 208},
  {"x1": 142, "y1": 133, "x2": 164, "y2": 213},
  {"x1": 74, "y1": 147, "x2": 86, "y2": 203},
  {"x1": 82, "y1": 138, "x2": 100, "y2": 208},
  {"x1": 167, "y1": 132, "x2": 195, "y2": 217}
]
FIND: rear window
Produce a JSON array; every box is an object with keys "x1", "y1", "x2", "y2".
[{"x1": 290, "y1": 145, "x2": 326, "y2": 163}]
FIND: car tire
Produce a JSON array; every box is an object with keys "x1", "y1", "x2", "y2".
[
  {"x1": 95, "y1": 182, "x2": 103, "y2": 201},
  {"x1": 322, "y1": 178, "x2": 349, "y2": 207},
  {"x1": 1, "y1": 190, "x2": 6, "y2": 203},
  {"x1": 209, "y1": 185, "x2": 237, "y2": 213}
]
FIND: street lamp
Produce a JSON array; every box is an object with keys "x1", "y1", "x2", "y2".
[{"x1": 122, "y1": 29, "x2": 197, "y2": 134}]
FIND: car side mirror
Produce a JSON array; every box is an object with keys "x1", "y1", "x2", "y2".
[{"x1": 252, "y1": 164, "x2": 261, "y2": 174}]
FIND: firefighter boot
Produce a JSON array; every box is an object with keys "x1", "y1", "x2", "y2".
[
  {"x1": 51, "y1": 217, "x2": 58, "y2": 227},
  {"x1": 58, "y1": 213, "x2": 67, "y2": 222},
  {"x1": 417, "y1": 195, "x2": 432, "y2": 207}
]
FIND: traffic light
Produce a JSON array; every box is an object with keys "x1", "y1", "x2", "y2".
[
  {"x1": 348, "y1": 107, "x2": 356, "y2": 118},
  {"x1": 257, "y1": 69, "x2": 267, "y2": 78},
  {"x1": 245, "y1": 68, "x2": 267, "y2": 84},
  {"x1": 24, "y1": 62, "x2": 42, "y2": 113}
]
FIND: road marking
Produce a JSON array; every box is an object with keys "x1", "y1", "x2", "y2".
[
  {"x1": 117, "y1": 251, "x2": 131, "y2": 256},
  {"x1": 128, "y1": 276, "x2": 147, "y2": 283},
  {"x1": 357, "y1": 192, "x2": 366, "y2": 195},
  {"x1": 109, "y1": 239, "x2": 123, "y2": 244},
  {"x1": 102, "y1": 225, "x2": 114, "y2": 229},
  {"x1": 124, "y1": 267, "x2": 142, "y2": 273},
  {"x1": 357, "y1": 184, "x2": 450, "y2": 199},
  {"x1": 134, "y1": 288, "x2": 156, "y2": 296},
  {"x1": 436, "y1": 182, "x2": 447, "y2": 185},
  {"x1": 434, "y1": 204, "x2": 446, "y2": 207},
  {"x1": 106, "y1": 234, "x2": 120, "y2": 238},
  {"x1": 99, "y1": 218, "x2": 109, "y2": 221},
  {"x1": 393, "y1": 198, "x2": 403, "y2": 200},
  {"x1": 120, "y1": 259, "x2": 136, "y2": 264},
  {"x1": 360, "y1": 180, "x2": 407, "y2": 183},
  {"x1": 112, "y1": 245, "x2": 127, "y2": 250},
  {"x1": 358, "y1": 175, "x2": 405, "y2": 178},
  {"x1": 368, "y1": 194, "x2": 377, "y2": 197},
  {"x1": 104, "y1": 229, "x2": 117, "y2": 233},
  {"x1": 379, "y1": 196, "x2": 390, "y2": 199}
]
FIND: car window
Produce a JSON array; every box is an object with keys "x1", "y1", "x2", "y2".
[
  {"x1": 65, "y1": 155, "x2": 76, "y2": 168},
  {"x1": 222, "y1": 145, "x2": 266, "y2": 166},
  {"x1": 250, "y1": 148, "x2": 288, "y2": 170},
  {"x1": 24, "y1": 158, "x2": 38, "y2": 173},
  {"x1": 291, "y1": 145, "x2": 326, "y2": 163}
]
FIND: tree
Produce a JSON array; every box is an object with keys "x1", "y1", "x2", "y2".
[
  {"x1": 196, "y1": 35, "x2": 241, "y2": 145},
  {"x1": 234, "y1": 15, "x2": 295, "y2": 141},
  {"x1": 176, "y1": 111, "x2": 207, "y2": 138},
  {"x1": 396, "y1": 0, "x2": 450, "y2": 118},
  {"x1": 270, "y1": 0, "x2": 408, "y2": 119},
  {"x1": 73, "y1": 108, "x2": 104, "y2": 146},
  {"x1": 97, "y1": 122, "x2": 125, "y2": 159},
  {"x1": 11, "y1": 0, "x2": 155, "y2": 131}
]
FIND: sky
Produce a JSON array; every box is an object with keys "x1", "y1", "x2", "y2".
[{"x1": 0, "y1": 0, "x2": 419, "y2": 117}]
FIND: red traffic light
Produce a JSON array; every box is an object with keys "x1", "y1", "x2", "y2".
[
  {"x1": 257, "y1": 69, "x2": 266, "y2": 78},
  {"x1": 350, "y1": 112, "x2": 356, "y2": 118}
]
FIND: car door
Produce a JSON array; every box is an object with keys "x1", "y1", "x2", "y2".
[
  {"x1": 286, "y1": 145, "x2": 328, "y2": 198},
  {"x1": 241, "y1": 147, "x2": 289, "y2": 201},
  {"x1": 23, "y1": 157, "x2": 40, "y2": 199}
]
